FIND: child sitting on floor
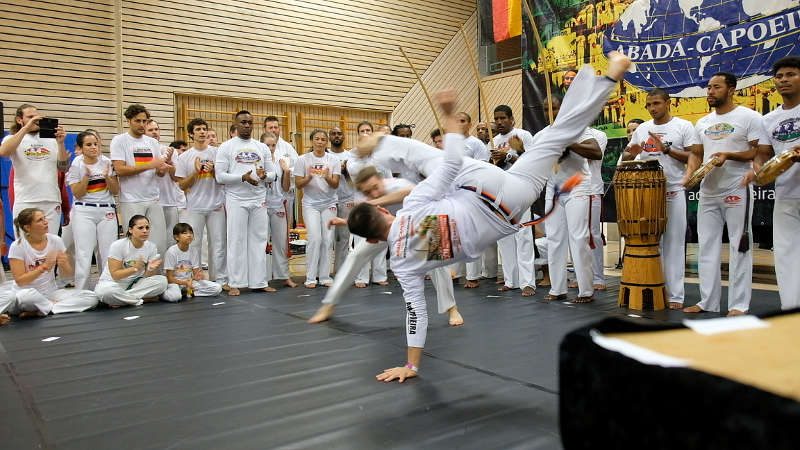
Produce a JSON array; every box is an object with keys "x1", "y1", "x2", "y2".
[{"x1": 163, "y1": 223, "x2": 222, "y2": 302}]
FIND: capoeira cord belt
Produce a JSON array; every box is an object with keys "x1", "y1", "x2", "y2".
[
  {"x1": 460, "y1": 173, "x2": 585, "y2": 228},
  {"x1": 738, "y1": 186, "x2": 750, "y2": 253}
]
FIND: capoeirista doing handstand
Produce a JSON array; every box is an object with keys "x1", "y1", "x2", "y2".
[{"x1": 346, "y1": 51, "x2": 632, "y2": 383}]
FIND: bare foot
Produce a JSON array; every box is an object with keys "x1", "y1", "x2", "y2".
[
  {"x1": 522, "y1": 286, "x2": 536, "y2": 297},
  {"x1": 448, "y1": 306, "x2": 464, "y2": 326},
  {"x1": 543, "y1": 294, "x2": 566, "y2": 301},
  {"x1": 221, "y1": 284, "x2": 231, "y2": 291},
  {"x1": 308, "y1": 304, "x2": 335, "y2": 323},
  {"x1": 606, "y1": 51, "x2": 632, "y2": 81},
  {"x1": 322, "y1": 282, "x2": 333, "y2": 287},
  {"x1": 498, "y1": 285, "x2": 515, "y2": 292},
  {"x1": 727, "y1": 309, "x2": 746, "y2": 317},
  {"x1": 374, "y1": 281, "x2": 389, "y2": 286},
  {"x1": 495, "y1": 280, "x2": 505, "y2": 285},
  {"x1": 539, "y1": 279, "x2": 551, "y2": 288},
  {"x1": 355, "y1": 282, "x2": 367, "y2": 288},
  {"x1": 464, "y1": 280, "x2": 479, "y2": 288},
  {"x1": 305, "y1": 283, "x2": 317, "y2": 289},
  {"x1": 284, "y1": 279, "x2": 298, "y2": 288},
  {"x1": 668, "y1": 302, "x2": 683, "y2": 310},
  {"x1": 593, "y1": 284, "x2": 607, "y2": 291},
  {"x1": 0, "y1": 314, "x2": 9, "y2": 326},
  {"x1": 260, "y1": 286, "x2": 277, "y2": 293},
  {"x1": 142, "y1": 296, "x2": 160, "y2": 303},
  {"x1": 568, "y1": 281, "x2": 578, "y2": 289},
  {"x1": 683, "y1": 305, "x2": 704, "y2": 313},
  {"x1": 571, "y1": 296, "x2": 593, "y2": 304},
  {"x1": 228, "y1": 287, "x2": 241, "y2": 296},
  {"x1": 19, "y1": 311, "x2": 45, "y2": 319}
]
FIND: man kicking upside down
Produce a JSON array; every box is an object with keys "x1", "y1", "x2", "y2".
[{"x1": 345, "y1": 52, "x2": 631, "y2": 382}]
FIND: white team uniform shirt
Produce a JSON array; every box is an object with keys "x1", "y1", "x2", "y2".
[
  {"x1": 8, "y1": 234, "x2": 66, "y2": 295},
  {"x1": 464, "y1": 135, "x2": 490, "y2": 161},
  {"x1": 293, "y1": 152, "x2": 342, "y2": 208},
  {"x1": 164, "y1": 244, "x2": 199, "y2": 281},
  {"x1": 110, "y1": 133, "x2": 164, "y2": 203},
  {"x1": 760, "y1": 103, "x2": 800, "y2": 199},
  {"x1": 99, "y1": 238, "x2": 159, "y2": 285},
  {"x1": 66, "y1": 155, "x2": 116, "y2": 204},
  {"x1": 2, "y1": 132, "x2": 60, "y2": 203},
  {"x1": 214, "y1": 138, "x2": 275, "y2": 203},
  {"x1": 330, "y1": 150, "x2": 356, "y2": 204},
  {"x1": 696, "y1": 106, "x2": 762, "y2": 197},
  {"x1": 632, "y1": 117, "x2": 700, "y2": 192},
  {"x1": 546, "y1": 128, "x2": 594, "y2": 197},
  {"x1": 493, "y1": 127, "x2": 535, "y2": 169},
  {"x1": 176, "y1": 147, "x2": 225, "y2": 212},
  {"x1": 265, "y1": 150, "x2": 288, "y2": 209},
  {"x1": 157, "y1": 148, "x2": 185, "y2": 208},
  {"x1": 586, "y1": 128, "x2": 608, "y2": 195},
  {"x1": 276, "y1": 137, "x2": 299, "y2": 200}
]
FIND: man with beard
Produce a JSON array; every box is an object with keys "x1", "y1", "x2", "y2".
[{"x1": 328, "y1": 126, "x2": 360, "y2": 275}]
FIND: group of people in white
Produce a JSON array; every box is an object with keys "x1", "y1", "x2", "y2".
[{"x1": 0, "y1": 54, "x2": 798, "y2": 385}]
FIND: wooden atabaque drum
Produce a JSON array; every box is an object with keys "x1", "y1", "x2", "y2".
[{"x1": 613, "y1": 160, "x2": 667, "y2": 310}]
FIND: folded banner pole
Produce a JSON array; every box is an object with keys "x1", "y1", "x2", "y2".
[
  {"x1": 399, "y1": 46, "x2": 444, "y2": 134},
  {"x1": 459, "y1": 25, "x2": 495, "y2": 150}
]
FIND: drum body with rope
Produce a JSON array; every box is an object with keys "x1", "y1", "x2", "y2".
[{"x1": 613, "y1": 160, "x2": 667, "y2": 310}]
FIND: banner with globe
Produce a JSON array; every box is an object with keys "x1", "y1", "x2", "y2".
[{"x1": 521, "y1": 0, "x2": 796, "y2": 246}]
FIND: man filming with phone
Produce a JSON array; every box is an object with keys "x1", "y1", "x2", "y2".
[{"x1": 0, "y1": 104, "x2": 70, "y2": 227}]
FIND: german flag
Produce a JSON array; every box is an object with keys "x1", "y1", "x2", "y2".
[
  {"x1": 134, "y1": 151, "x2": 153, "y2": 166},
  {"x1": 480, "y1": 0, "x2": 522, "y2": 44},
  {"x1": 87, "y1": 177, "x2": 107, "y2": 193}
]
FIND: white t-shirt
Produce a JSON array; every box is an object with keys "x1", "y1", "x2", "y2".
[
  {"x1": 164, "y1": 244, "x2": 199, "y2": 281},
  {"x1": 330, "y1": 150, "x2": 356, "y2": 204},
  {"x1": 265, "y1": 150, "x2": 289, "y2": 210},
  {"x1": 215, "y1": 137, "x2": 274, "y2": 203},
  {"x1": 586, "y1": 128, "x2": 608, "y2": 195},
  {"x1": 696, "y1": 106, "x2": 762, "y2": 197},
  {"x1": 464, "y1": 135, "x2": 490, "y2": 161},
  {"x1": 176, "y1": 147, "x2": 224, "y2": 212},
  {"x1": 2, "y1": 132, "x2": 60, "y2": 203},
  {"x1": 99, "y1": 238, "x2": 160, "y2": 285},
  {"x1": 157, "y1": 149, "x2": 186, "y2": 208},
  {"x1": 493, "y1": 128, "x2": 535, "y2": 169},
  {"x1": 110, "y1": 133, "x2": 164, "y2": 203},
  {"x1": 293, "y1": 152, "x2": 341, "y2": 208},
  {"x1": 66, "y1": 155, "x2": 116, "y2": 204},
  {"x1": 276, "y1": 137, "x2": 299, "y2": 200},
  {"x1": 760, "y1": 103, "x2": 800, "y2": 199},
  {"x1": 546, "y1": 128, "x2": 595, "y2": 197},
  {"x1": 632, "y1": 117, "x2": 700, "y2": 192},
  {"x1": 8, "y1": 233, "x2": 66, "y2": 296}
]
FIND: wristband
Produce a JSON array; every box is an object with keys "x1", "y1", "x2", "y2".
[{"x1": 404, "y1": 362, "x2": 418, "y2": 372}]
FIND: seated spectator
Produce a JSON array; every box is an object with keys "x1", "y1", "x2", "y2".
[{"x1": 162, "y1": 223, "x2": 222, "y2": 302}]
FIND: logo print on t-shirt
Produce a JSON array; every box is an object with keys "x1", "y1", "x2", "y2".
[
  {"x1": 309, "y1": 163, "x2": 327, "y2": 176},
  {"x1": 29, "y1": 257, "x2": 47, "y2": 272},
  {"x1": 24, "y1": 145, "x2": 51, "y2": 161},
  {"x1": 772, "y1": 118, "x2": 800, "y2": 142},
  {"x1": 87, "y1": 176, "x2": 107, "y2": 193},
  {"x1": 724, "y1": 195, "x2": 742, "y2": 205},
  {"x1": 644, "y1": 133, "x2": 672, "y2": 153},
  {"x1": 198, "y1": 159, "x2": 214, "y2": 178},
  {"x1": 234, "y1": 150, "x2": 260, "y2": 164},
  {"x1": 704, "y1": 123, "x2": 735, "y2": 140},
  {"x1": 134, "y1": 148, "x2": 153, "y2": 165}
]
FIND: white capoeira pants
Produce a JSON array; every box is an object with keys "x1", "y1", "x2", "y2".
[
  {"x1": 225, "y1": 198, "x2": 270, "y2": 289},
  {"x1": 322, "y1": 239, "x2": 455, "y2": 314},
  {"x1": 696, "y1": 188, "x2": 753, "y2": 313},
  {"x1": 95, "y1": 275, "x2": 168, "y2": 306},
  {"x1": 267, "y1": 204, "x2": 291, "y2": 281},
  {"x1": 0, "y1": 286, "x2": 98, "y2": 315},
  {"x1": 534, "y1": 237, "x2": 548, "y2": 267},
  {"x1": 119, "y1": 200, "x2": 168, "y2": 258},
  {"x1": 589, "y1": 194, "x2": 605, "y2": 286},
  {"x1": 303, "y1": 204, "x2": 336, "y2": 286},
  {"x1": 12, "y1": 201, "x2": 62, "y2": 232},
  {"x1": 772, "y1": 198, "x2": 800, "y2": 310},
  {"x1": 662, "y1": 190, "x2": 687, "y2": 304},
  {"x1": 546, "y1": 194, "x2": 593, "y2": 298},
  {"x1": 466, "y1": 243, "x2": 499, "y2": 280},
  {"x1": 353, "y1": 234, "x2": 387, "y2": 284},
  {"x1": 498, "y1": 209, "x2": 536, "y2": 289},
  {"x1": 162, "y1": 206, "x2": 188, "y2": 245},
  {"x1": 162, "y1": 280, "x2": 222, "y2": 302},
  {"x1": 186, "y1": 207, "x2": 227, "y2": 284},
  {"x1": 334, "y1": 201, "x2": 354, "y2": 273},
  {"x1": 71, "y1": 204, "x2": 118, "y2": 290}
]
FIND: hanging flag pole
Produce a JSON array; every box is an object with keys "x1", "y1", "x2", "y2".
[
  {"x1": 399, "y1": 46, "x2": 444, "y2": 134},
  {"x1": 459, "y1": 25, "x2": 495, "y2": 150}
]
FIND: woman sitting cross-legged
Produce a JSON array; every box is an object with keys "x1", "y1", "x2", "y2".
[{"x1": 94, "y1": 215, "x2": 168, "y2": 306}]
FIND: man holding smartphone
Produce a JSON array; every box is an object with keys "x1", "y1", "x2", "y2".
[{"x1": 0, "y1": 103, "x2": 70, "y2": 227}]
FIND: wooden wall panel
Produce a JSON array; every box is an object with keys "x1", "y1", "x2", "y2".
[
  {"x1": 391, "y1": 13, "x2": 522, "y2": 147},
  {"x1": 0, "y1": 0, "x2": 118, "y2": 138}
]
